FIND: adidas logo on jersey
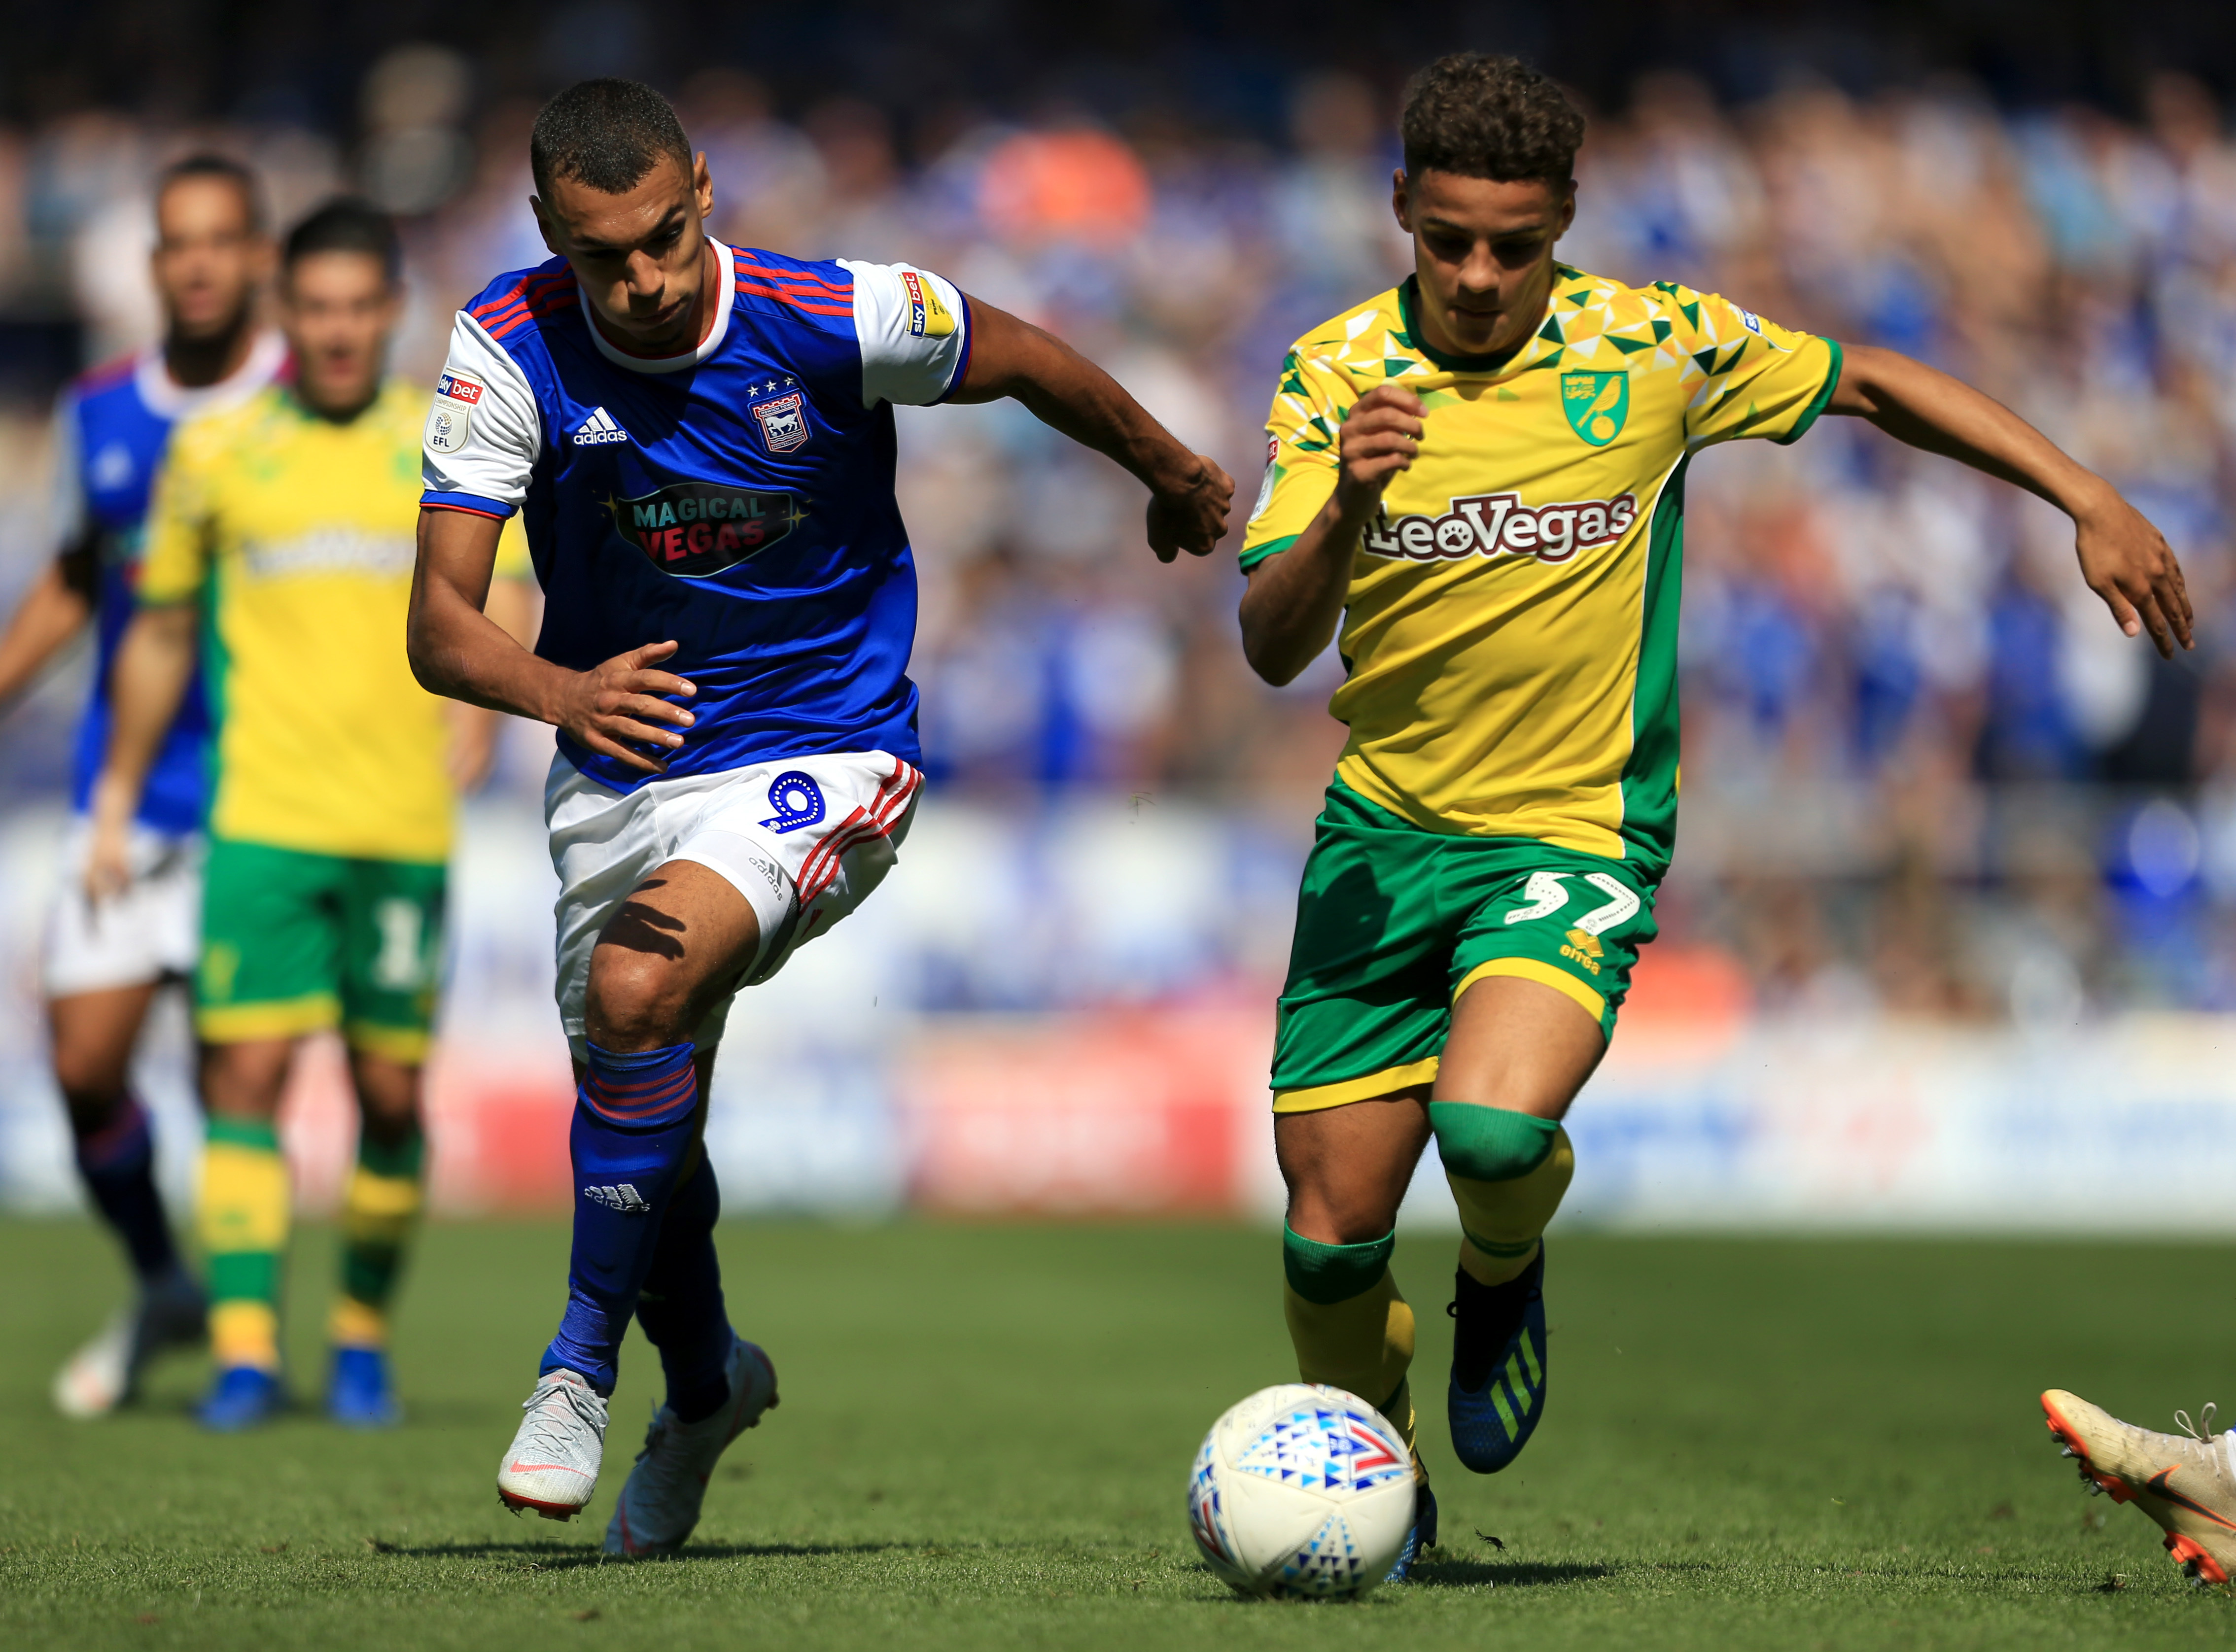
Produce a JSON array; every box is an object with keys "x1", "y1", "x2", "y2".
[
  {"x1": 574, "y1": 407, "x2": 630, "y2": 447},
  {"x1": 582, "y1": 1183, "x2": 650, "y2": 1213}
]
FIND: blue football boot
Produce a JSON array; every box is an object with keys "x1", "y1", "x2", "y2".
[
  {"x1": 198, "y1": 1365, "x2": 285, "y2": 1431},
  {"x1": 328, "y1": 1346, "x2": 402, "y2": 1429},
  {"x1": 1384, "y1": 1480, "x2": 1439, "y2": 1582},
  {"x1": 1447, "y1": 1245, "x2": 1548, "y2": 1474}
]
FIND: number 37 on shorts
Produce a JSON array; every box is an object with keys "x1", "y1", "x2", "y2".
[{"x1": 1269, "y1": 783, "x2": 1660, "y2": 1111}]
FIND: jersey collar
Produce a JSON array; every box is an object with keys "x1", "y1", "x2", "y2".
[
  {"x1": 579, "y1": 238, "x2": 734, "y2": 376},
  {"x1": 133, "y1": 329, "x2": 287, "y2": 419},
  {"x1": 1396, "y1": 275, "x2": 1548, "y2": 378}
]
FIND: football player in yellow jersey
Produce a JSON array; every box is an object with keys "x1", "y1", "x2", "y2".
[
  {"x1": 91, "y1": 199, "x2": 532, "y2": 1432},
  {"x1": 1239, "y1": 54, "x2": 2193, "y2": 1574}
]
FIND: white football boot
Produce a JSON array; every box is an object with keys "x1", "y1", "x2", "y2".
[
  {"x1": 605, "y1": 1339, "x2": 780, "y2": 1557},
  {"x1": 497, "y1": 1369, "x2": 610, "y2": 1519},
  {"x1": 52, "y1": 1273, "x2": 208, "y2": 1419}
]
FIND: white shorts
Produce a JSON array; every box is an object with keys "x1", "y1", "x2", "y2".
[
  {"x1": 546, "y1": 748, "x2": 922, "y2": 1056},
  {"x1": 42, "y1": 819, "x2": 203, "y2": 998}
]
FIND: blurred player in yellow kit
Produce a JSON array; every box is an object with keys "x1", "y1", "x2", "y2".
[
  {"x1": 94, "y1": 198, "x2": 531, "y2": 1430},
  {"x1": 1238, "y1": 54, "x2": 2193, "y2": 1576}
]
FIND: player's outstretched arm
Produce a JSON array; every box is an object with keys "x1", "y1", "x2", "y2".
[
  {"x1": 1238, "y1": 384, "x2": 1424, "y2": 685},
  {"x1": 85, "y1": 603, "x2": 196, "y2": 898},
  {"x1": 946, "y1": 299, "x2": 1235, "y2": 562},
  {"x1": 1828, "y1": 344, "x2": 2193, "y2": 658},
  {"x1": 0, "y1": 548, "x2": 95, "y2": 709},
  {"x1": 409, "y1": 507, "x2": 698, "y2": 775}
]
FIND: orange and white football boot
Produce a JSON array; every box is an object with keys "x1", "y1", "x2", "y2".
[{"x1": 2041, "y1": 1388, "x2": 2236, "y2": 1586}]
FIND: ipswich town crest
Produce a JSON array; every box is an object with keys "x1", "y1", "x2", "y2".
[{"x1": 750, "y1": 391, "x2": 810, "y2": 454}]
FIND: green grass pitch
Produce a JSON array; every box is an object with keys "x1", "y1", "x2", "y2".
[{"x1": 4, "y1": 1218, "x2": 2236, "y2": 1650}]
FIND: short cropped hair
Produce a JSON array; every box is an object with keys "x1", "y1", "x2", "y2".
[
  {"x1": 156, "y1": 153, "x2": 264, "y2": 232},
  {"x1": 531, "y1": 78, "x2": 693, "y2": 199},
  {"x1": 1399, "y1": 53, "x2": 1585, "y2": 190},
  {"x1": 281, "y1": 197, "x2": 402, "y2": 284}
]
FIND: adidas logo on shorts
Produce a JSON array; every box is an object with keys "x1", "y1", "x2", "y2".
[
  {"x1": 582, "y1": 1183, "x2": 650, "y2": 1213},
  {"x1": 574, "y1": 406, "x2": 629, "y2": 447}
]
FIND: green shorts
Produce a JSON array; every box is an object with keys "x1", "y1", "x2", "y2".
[
  {"x1": 196, "y1": 837, "x2": 448, "y2": 1063},
  {"x1": 1271, "y1": 781, "x2": 1659, "y2": 1113}
]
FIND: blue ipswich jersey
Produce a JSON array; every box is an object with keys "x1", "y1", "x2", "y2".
[
  {"x1": 420, "y1": 239, "x2": 972, "y2": 793},
  {"x1": 52, "y1": 338, "x2": 286, "y2": 832}
]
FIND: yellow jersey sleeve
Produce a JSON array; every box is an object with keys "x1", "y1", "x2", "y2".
[
  {"x1": 137, "y1": 422, "x2": 218, "y2": 606},
  {"x1": 1239, "y1": 346, "x2": 1359, "y2": 572},
  {"x1": 1665, "y1": 286, "x2": 1842, "y2": 449},
  {"x1": 493, "y1": 512, "x2": 532, "y2": 581}
]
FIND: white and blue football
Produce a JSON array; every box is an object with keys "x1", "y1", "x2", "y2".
[{"x1": 1186, "y1": 1383, "x2": 1417, "y2": 1599}]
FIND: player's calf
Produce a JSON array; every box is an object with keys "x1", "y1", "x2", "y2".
[{"x1": 1435, "y1": 1107, "x2": 1572, "y2": 1474}]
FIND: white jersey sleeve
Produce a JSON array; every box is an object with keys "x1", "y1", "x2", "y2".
[
  {"x1": 48, "y1": 390, "x2": 85, "y2": 555},
  {"x1": 840, "y1": 260, "x2": 972, "y2": 408},
  {"x1": 420, "y1": 310, "x2": 543, "y2": 515}
]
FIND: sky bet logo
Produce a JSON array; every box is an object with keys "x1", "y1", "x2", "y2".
[{"x1": 601, "y1": 479, "x2": 806, "y2": 580}]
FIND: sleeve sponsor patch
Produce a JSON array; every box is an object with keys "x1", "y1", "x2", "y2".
[
  {"x1": 436, "y1": 371, "x2": 486, "y2": 404},
  {"x1": 900, "y1": 270, "x2": 956, "y2": 339}
]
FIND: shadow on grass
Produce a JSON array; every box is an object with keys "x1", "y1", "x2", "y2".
[
  {"x1": 385, "y1": 1539, "x2": 915, "y2": 1570},
  {"x1": 1410, "y1": 1559, "x2": 1614, "y2": 1589}
]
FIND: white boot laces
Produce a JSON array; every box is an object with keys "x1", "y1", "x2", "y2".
[{"x1": 519, "y1": 1372, "x2": 606, "y2": 1460}]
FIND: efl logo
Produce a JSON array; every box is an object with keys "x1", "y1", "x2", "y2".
[
  {"x1": 751, "y1": 391, "x2": 810, "y2": 454},
  {"x1": 435, "y1": 371, "x2": 484, "y2": 404},
  {"x1": 1363, "y1": 490, "x2": 1638, "y2": 565}
]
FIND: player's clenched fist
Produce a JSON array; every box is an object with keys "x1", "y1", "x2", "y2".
[
  {"x1": 1333, "y1": 384, "x2": 1425, "y2": 520},
  {"x1": 1146, "y1": 453, "x2": 1237, "y2": 563},
  {"x1": 554, "y1": 640, "x2": 699, "y2": 773}
]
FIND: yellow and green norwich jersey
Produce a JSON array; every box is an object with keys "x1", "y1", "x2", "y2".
[
  {"x1": 1240, "y1": 268, "x2": 1841, "y2": 873},
  {"x1": 141, "y1": 380, "x2": 457, "y2": 863}
]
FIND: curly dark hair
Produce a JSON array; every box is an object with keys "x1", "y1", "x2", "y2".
[{"x1": 1399, "y1": 53, "x2": 1585, "y2": 189}]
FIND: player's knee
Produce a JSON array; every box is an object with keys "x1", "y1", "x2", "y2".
[
  {"x1": 1430, "y1": 1101, "x2": 1563, "y2": 1183},
  {"x1": 52, "y1": 1047, "x2": 129, "y2": 1115},
  {"x1": 1283, "y1": 1176, "x2": 1403, "y2": 1249},
  {"x1": 585, "y1": 945, "x2": 697, "y2": 1049}
]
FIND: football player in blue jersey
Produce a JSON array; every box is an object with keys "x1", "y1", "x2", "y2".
[
  {"x1": 407, "y1": 78, "x2": 1232, "y2": 1553},
  {"x1": 0, "y1": 155, "x2": 285, "y2": 1417}
]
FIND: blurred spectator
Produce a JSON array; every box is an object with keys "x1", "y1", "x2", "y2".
[{"x1": 3, "y1": 37, "x2": 2235, "y2": 1022}]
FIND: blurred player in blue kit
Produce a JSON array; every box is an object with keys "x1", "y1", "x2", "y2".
[
  {"x1": 0, "y1": 157, "x2": 286, "y2": 1418},
  {"x1": 406, "y1": 79, "x2": 1233, "y2": 1555}
]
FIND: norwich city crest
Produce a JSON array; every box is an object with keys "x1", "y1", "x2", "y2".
[{"x1": 1561, "y1": 370, "x2": 1629, "y2": 447}]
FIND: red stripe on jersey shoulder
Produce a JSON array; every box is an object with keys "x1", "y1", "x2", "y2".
[
  {"x1": 732, "y1": 256, "x2": 851, "y2": 298},
  {"x1": 487, "y1": 289, "x2": 580, "y2": 340},
  {"x1": 471, "y1": 270, "x2": 574, "y2": 324},
  {"x1": 734, "y1": 279, "x2": 853, "y2": 317},
  {"x1": 76, "y1": 353, "x2": 139, "y2": 393}
]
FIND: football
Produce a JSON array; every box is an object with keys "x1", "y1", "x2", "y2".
[{"x1": 1186, "y1": 1383, "x2": 1418, "y2": 1599}]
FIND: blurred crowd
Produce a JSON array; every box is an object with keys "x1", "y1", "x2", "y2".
[{"x1": 3, "y1": 46, "x2": 2236, "y2": 1022}]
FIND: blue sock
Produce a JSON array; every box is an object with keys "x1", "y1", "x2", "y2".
[
  {"x1": 72, "y1": 1095, "x2": 181, "y2": 1285},
  {"x1": 636, "y1": 1157, "x2": 734, "y2": 1424},
  {"x1": 542, "y1": 1040, "x2": 701, "y2": 1394}
]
